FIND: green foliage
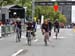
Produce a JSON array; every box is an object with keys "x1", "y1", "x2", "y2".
[
  {"x1": 0, "y1": 0, "x2": 32, "y2": 16},
  {"x1": 35, "y1": 6, "x2": 67, "y2": 24},
  {"x1": 59, "y1": 14, "x2": 67, "y2": 24},
  {"x1": 0, "y1": 0, "x2": 67, "y2": 24},
  {"x1": 0, "y1": 0, "x2": 15, "y2": 6}
]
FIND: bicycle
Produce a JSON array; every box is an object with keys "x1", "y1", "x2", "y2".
[
  {"x1": 55, "y1": 28, "x2": 58, "y2": 39},
  {"x1": 26, "y1": 30, "x2": 32, "y2": 46},
  {"x1": 44, "y1": 32, "x2": 49, "y2": 46},
  {"x1": 16, "y1": 28, "x2": 21, "y2": 42}
]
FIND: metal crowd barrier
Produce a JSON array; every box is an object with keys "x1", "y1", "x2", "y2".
[{"x1": 1, "y1": 24, "x2": 26, "y2": 37}]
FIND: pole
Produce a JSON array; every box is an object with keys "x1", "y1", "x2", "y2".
[
  {"x1": 0, "y1": 0, "x2": 3, "y2": 37},
  {"x1": 32, "y1": 0, "x2": 35, "y2": 21},
  {"x1": 22, "y1": 0, "x2": 23, "y2": 7}
]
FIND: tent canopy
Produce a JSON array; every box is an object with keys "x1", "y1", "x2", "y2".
[{"x1": 9, "y1": 5, "x2": 25, "y2": 18}]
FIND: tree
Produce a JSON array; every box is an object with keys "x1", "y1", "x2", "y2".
[
  {"x1": 35, "y1": 6, "x2": 67, "y2": 24},
  {"x1": 59, "y1": 14, "x2": 67, "y2": 24},
  {"x1": 17, "y1": 0, "x2": 32, "y2": 16},
  {"x1": 0, "y1": 0, "x2": 16, "y2": 6}
]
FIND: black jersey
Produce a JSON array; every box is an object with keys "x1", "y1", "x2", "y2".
[{"x1": 42, "y1": 23, "x2": 49, "y2": 32}]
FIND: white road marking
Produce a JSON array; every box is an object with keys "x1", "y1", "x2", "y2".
[
  {"x1": 37, "y1": 25, "x2": 41, "y2": 29},
  {"x1": 53, "y1": 36, "x2": 64, "y2": 39},
  {"x1": 21, "y1": 36, "x2": 26, "y2": 39},
  {"x1": 11, "y1": 49, "x2": 24, "y2": 56},
  {"x1": 33, "y1": 39, "x2": 38, "y2": 42}
]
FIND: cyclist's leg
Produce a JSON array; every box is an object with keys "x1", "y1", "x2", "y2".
[
  {"x1": 18, "y1": 30, "x2": 20, "y2": 42},
  {"x1": 44, "y1": 36, "x2": 47, "y2": 46},
  {"x1": 54, "y1": 27, "x2": 56, "y2": 32},
  {"x1": 31, "y1": 31, "x2": 36, "y2": 40},
  {"x1": 26, "y1": 32, "x2": 29, "y2": 44},
  {"x1": 28, "y1": 32, "x2": 31, "y2": 46},
  {"x1": 16, "y1": 31, "x2": 18, "y2": 42},
  {"x1": 19, "y1": 29, "x2": 21, "y2": 39},
  {"x1": 58, "y1": 28, "x2": 59, "y2": 33},
  {"x1": 56, "y1": 28, "x2": 58, "y2": 39},
  {"x1": 47, "y1": 32, "x2": 49, "y2": 40},
  {"x1": 17, "y1": 29, "x2": 21, "y2": 42},
  {"x1": 26, "y1": 31, "x2": 31, "y2": 46},
  {"x1": 49, "y1": 30, "x2": 51, "y2": 37},
  {"x1": 16, "y1": 30, "x2": 20, "y2": 42},
  {"x1": 44, "y1": 32, "x2": 49, "y2": 46}
]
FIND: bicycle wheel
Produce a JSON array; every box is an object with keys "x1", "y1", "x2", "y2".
[
  {"x1": 27, "y1": 31, "x2": 31, "y2": 46},
  {"x1": 16, "y1": 30, "x2": 21, "y2": 42},
  {"x1": 49, "y1": 31, "x2": 51, "y2": 37},
  {"x1": 16, "y1": 32, "x2": 19, "y2": 42},
  {"x1": 44, "y1": 32, "x2": 49, "y2": 46},
  {"x1": 55, "y1": 29, "x2": 58, "y2": 39},
  {"x1": 28, "y1": 37, "x2": 31, "y2": 46}
]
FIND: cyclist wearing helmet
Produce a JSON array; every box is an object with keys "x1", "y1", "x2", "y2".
[
  {"x1": 26, "y1": 21, "x2": 33, "y2": 37},
  {"x1": 48, "y1": 19, "x2": 53, "y2": 36},
  {"x1": 41, "y1": 19, "x2": 49, "y2": 46},
  {"x1": 54, "y1": 19, "x2": 60, "y2": 33},
  {"x1": 26, "y1": 21, "x2": 36, "y2": 39},
  {"x1": 15, "y1": 17, "x2": 21, "y2": 42}
]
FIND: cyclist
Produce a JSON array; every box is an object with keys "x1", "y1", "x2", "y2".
[
  {"x1": 32, "y1": 21, "x2": 37, "y2": 32},
  {"x1": 15, "y1": 17, "x2": 21, "y2": 42},
  {"x1": 48, "y1": 19, "x2": 53, "y2": 37},
  {"x1": 26, "y1": 21, "x2": 33, "y2": 45},
  {"x1": 54, "y1": 19, "x2": 60, "y2": 33},
  {"x1": 32, "y1": 21, "x2": 37, "y2": 40},
  {"x1": 41, "y1": 19, "x2": 49, "y2": 46},
  {"x1": 54, "y1": 19, "x2": 60, "y2": 39}
]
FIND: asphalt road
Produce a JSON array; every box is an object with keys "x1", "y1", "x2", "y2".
[{"x1": 0, "y1": 28, "x2": 75, "y2": 56}]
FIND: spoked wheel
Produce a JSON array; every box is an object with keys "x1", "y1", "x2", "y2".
[
  {"x1": 56, "y1": 33, "x2": 58, "y2": 39},
  {"x1": 27, "y1": 31, "x2": 32, "y2": 46},
  {"x1": 16, "y1": 33, "x2": 20, "y2": 42},
  {"x1": 27, "y1": 37, "x2": 31, "y2": 46},
  {"x1": 16, "y1": 37, "x2": 21, "y2": 42},
  {"x1": 49, "y1": 31, "x2": 51, "y2": 37},
  {"x1": 55, "y1": 29, "x2": 58, "y2": 39},
  {"x1": 44, "y1": 38, "x2": 47, "y2": 46}
]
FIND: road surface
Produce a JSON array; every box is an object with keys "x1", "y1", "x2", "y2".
[{"x1": 0, "y1": 28, "x2": 75, "y2": 56}]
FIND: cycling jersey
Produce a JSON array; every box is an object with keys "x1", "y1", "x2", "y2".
[
  {"x1": 26, "y1": 22, "x2": 33, "y2": 30},
  {"x1": 42, "y1": 23, "x2": 49, "y2": 32},
  {"x1": 48, "y1": 21, "x2": 52, "y2": 30},
  {"x1": 54, "y1": 21, "x2": 59, "y2": 28}
]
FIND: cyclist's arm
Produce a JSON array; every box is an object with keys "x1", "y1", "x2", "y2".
[{"x1": 41, "y1": 24, "x2": 46, "y2": 33}]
